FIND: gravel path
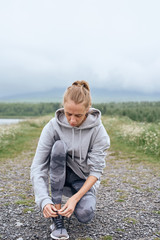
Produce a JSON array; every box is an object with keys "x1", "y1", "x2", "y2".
[{"x1": 0, "y1": 149, "x2": 160, "y2": 240}]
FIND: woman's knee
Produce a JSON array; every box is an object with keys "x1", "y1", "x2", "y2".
[
  {"x1": 74, "y1": 206, "x2": 95, "y2": 223},
  {"x1": 74, "y1": 193, "x2": 96, "y2": 223},
  {"x1": 51, "y1": 140, "x2": 67, "y2": 159}
]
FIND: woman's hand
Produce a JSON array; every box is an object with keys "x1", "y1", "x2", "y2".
[
  {"x1": 58, "y1": 196, "x2": 78, "y2": 218},
  {"x1": 43, "y1": 204, "x2": 58, "y2": 218}
]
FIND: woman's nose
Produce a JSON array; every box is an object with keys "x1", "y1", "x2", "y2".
[{"x1": 70, "y1": 116, "x2": 76, "y2": 123}]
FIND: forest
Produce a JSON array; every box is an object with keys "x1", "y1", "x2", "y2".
[{"x1": 0, "y1": 102, "x2": 159, "y2": 123}]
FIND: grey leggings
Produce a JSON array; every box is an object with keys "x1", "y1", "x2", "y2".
[{"x1": 50, "y1": 140, "x2": 96, "y2": 223}]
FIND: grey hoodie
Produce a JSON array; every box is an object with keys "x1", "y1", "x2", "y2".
[{"x1": 31, "y1": 108, "x2": 110, "y2": 210}]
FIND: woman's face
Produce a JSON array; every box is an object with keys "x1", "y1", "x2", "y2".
[{"x1": 64, "y1": 99, "x2": 89, "y2": 127}]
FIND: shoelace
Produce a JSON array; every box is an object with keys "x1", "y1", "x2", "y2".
[{"x1": 54, "y1": 216, "x2": 64, "y2": 230}]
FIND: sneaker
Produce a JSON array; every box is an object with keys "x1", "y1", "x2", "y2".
[
  {"x1": 50, "y1": 215, "x2": 69, "y2": 239},
  {"x1": 50, "y1": 223, "x2": 55, "y2": 231}
]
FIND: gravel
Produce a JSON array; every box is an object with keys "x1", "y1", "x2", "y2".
[{"x1": 0, "y1": 151, "x2": 160, "y2": 240}]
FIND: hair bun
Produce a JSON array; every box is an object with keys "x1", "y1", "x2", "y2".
[
  {"x1": 72, "y1": 80, "x2": 90, "y2": 91},
  {"x1": 63, "y1": 80, "x2": 91, "y2": 108}
]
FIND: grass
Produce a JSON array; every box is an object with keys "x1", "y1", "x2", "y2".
[
  {"x1": 100, "y1": 179, "x2": 109, "y2": 187},
  {"x1": 101, "y1": 236, "x2": 113, "y2": 240},
  {"x1": 18, "y1": 194, "x2": 27, "y2": 199},
  {"x1": 0, "y1": 116, "x2": 51, "y2": 162},
  {"x1": 15, "y1": 199, "x2": 34, "y2": 206},
  {"x1": 102, "y1": 116, "x2": 160, "y2": 164},
  {"x1": 116, "y1": 199, "x2": 125, "y2": 202},
  {"x1": 15, "y1": 194, "x2": 35, "y2": 207},
  {"x1": 23, "y1": 208, "x2": 34, "y2": 214},
  {"x1": 123, "y1": 217, "x2": 137, "y2": 225},
  {"x1": 153, "y1": 211, "x2": 160, "y2": 215},
  {"x1": 1, "y1": 115, "x2": 159, "y2": 165}
]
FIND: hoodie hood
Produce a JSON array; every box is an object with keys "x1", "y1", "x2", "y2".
[{"x1": 55, "y1": 107, "x2": 102, "y2": 129}]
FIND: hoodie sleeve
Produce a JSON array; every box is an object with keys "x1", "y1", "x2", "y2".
[
  {"x1": 30, "y1": 119, "x2": 56, "y2": 210},
  {"x1": 87, "y1": 124, "x2": 110, "y2": 179}
]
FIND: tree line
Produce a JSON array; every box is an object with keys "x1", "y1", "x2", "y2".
[
  {"x1": 0, "y1": 102, "x2": 159, "y2": 123},
  {"x1": 93, "y1": 101, "x2": 160, "y2": 123}
]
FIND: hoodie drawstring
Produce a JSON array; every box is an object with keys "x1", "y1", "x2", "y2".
[
  {"x1": 72, "y1": 128, "x2": 74, "y2": 161},
  {"x1": 79, "y1": 129, "x2": 82, "y2": 164},
  {"x1": 71, "y1": 128, "x2": 82, "y2": 164}
]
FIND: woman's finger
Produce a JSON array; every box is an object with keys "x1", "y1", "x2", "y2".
[
  {"x1": 43, "y1": 204, "x2": 58, "y2": 218},
  {"x1": 59, "y1": 204, "x2": 67, "y2": 213}
]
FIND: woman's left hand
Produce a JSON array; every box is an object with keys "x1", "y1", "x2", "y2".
[{"x1": 58, "y1": 196, "x2": 78, "y2": 218}]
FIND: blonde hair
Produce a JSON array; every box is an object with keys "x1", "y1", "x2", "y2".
[{"x1": 63, "y1": 80, "x2": 91, "y2": 108}]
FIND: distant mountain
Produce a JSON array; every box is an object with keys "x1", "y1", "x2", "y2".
[
  {"x1": 0, "y1": 88, "x2": 66, "y2": 103},
  {"x1": 0, "y1": 88, "x2": 159, "y2": 103}
]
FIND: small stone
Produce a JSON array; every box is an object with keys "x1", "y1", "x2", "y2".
[{"x1": 16, "y1": 221, "x2": 23, "y2": 227}]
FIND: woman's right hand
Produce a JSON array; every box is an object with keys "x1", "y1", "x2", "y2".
[{"x1": 43, "y1": 204, "x2": 58, "y2": 218}]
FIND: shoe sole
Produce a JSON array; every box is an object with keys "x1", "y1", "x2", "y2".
[{"x1": 50, "y1": 232, "x2": 69, "y2": 239}]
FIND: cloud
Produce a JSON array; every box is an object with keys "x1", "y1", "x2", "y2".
[{"x1": 0, "y1": 0, "x2": 160, "y2": 97}]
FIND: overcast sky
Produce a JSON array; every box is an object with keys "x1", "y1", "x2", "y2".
[{"x1": 0, "y1": 0, "x2": 160, "y2": 97}]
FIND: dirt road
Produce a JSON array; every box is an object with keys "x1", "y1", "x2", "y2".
[{"x1": 0, "y1": 150, "x2": 160, "y2": 240}]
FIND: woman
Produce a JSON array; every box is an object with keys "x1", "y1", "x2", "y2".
[{"x1": 31, "y1": 80, "x2": 110, "y2": 239}]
